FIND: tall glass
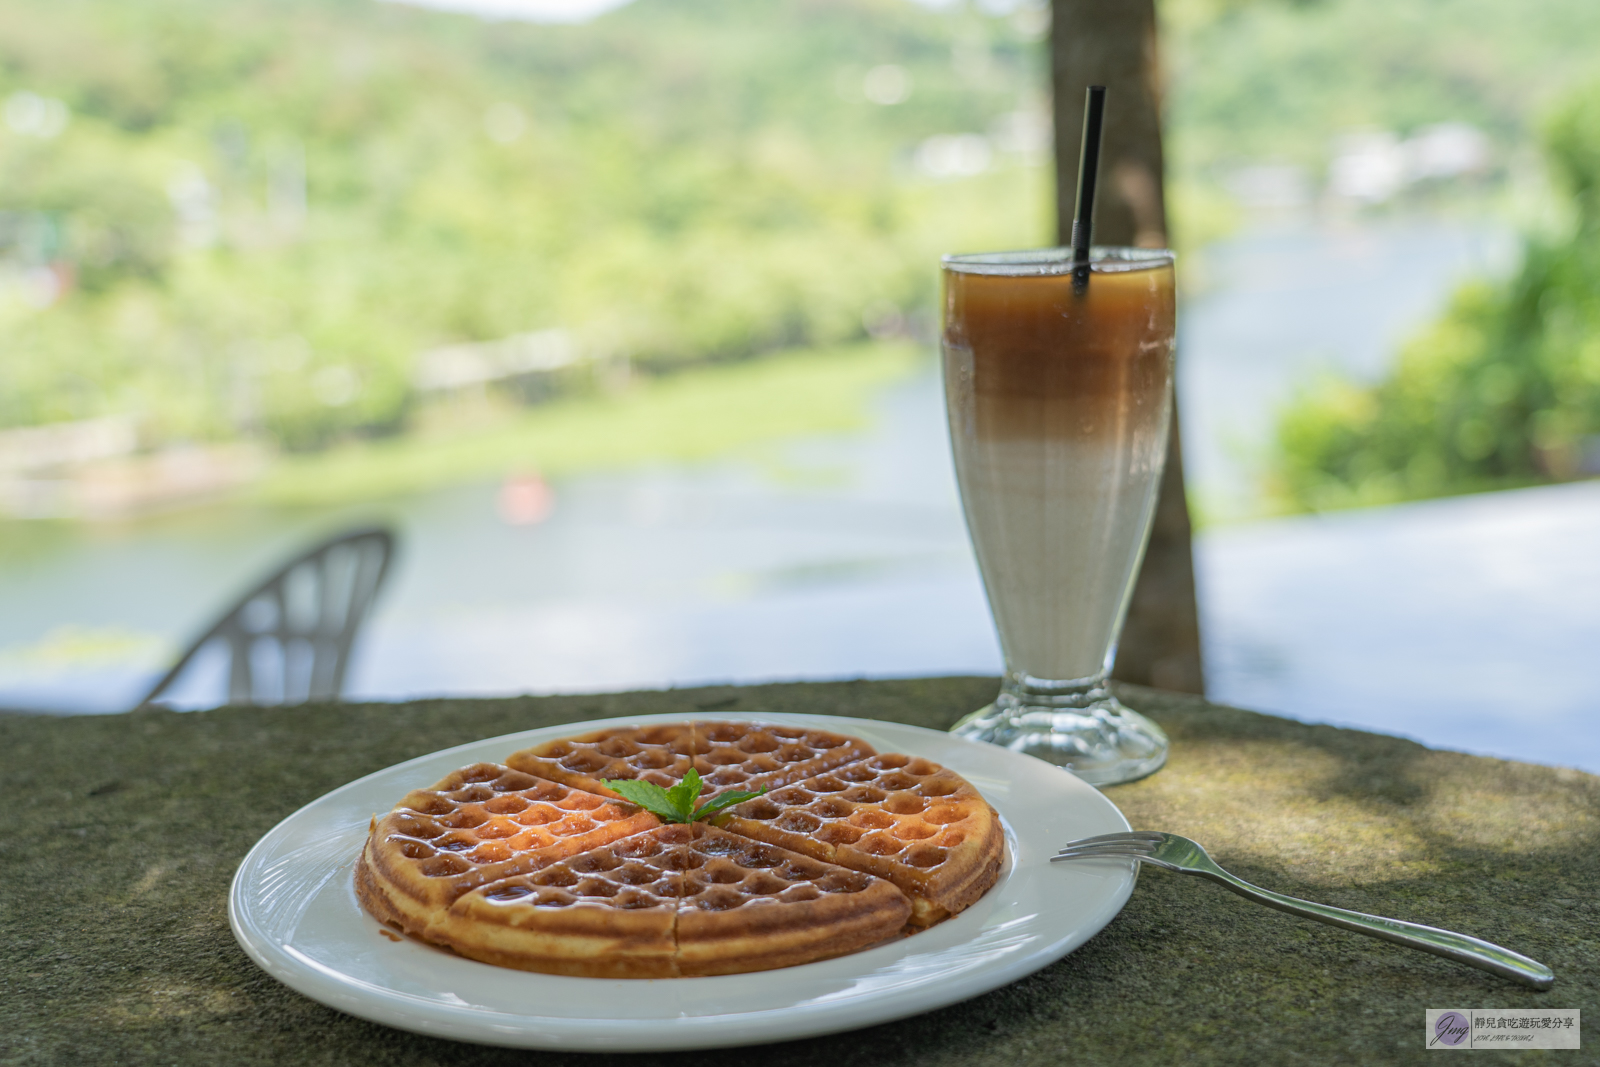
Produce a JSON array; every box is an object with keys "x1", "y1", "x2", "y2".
[{"x1": 942, "y1": 247, "x2": 1175, "y2": 786}]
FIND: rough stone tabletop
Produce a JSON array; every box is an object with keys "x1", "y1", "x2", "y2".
[{"x1": 2, "y1": 679, "x2": 1595, "y2": 1065}]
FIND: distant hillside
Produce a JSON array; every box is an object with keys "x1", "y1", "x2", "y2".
[
  {"x1": 7, "y1": 0, "x2": 1598, "y2": 463},
  {"x1": 0, "y1": 0, "x2": 1049, "y2": 449}
]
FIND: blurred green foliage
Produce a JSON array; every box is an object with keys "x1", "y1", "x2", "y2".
[
  {"x1": 1164, "y1": 0, "x2": 1600, "y2": 176},
  {"x1": 0, "y1": 0, "x2": 1049, "y2": 452},
  {"x1": 1273, "y1": 79, "x2": 1600, "y2": 511}
]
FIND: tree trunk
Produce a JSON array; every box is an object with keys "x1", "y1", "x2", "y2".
[{"x1": 1052, "y1": 0, "x2": 1205, "y2": 694}]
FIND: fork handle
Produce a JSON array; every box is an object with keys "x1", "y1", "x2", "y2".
[{"x1": 1185, "y1": 865, "x2": 1555, "y2": 990}]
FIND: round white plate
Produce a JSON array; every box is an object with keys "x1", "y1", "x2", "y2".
[{"x1": 229, "y1": 713, "x2": 1135, "y2": 1051}]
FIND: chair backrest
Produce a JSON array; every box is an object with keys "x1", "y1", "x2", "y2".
[{"x1": 137, "y1": 526, "x2": 396, "y2": 709}]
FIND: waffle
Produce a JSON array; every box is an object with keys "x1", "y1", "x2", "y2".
[
  {"x1": 719, "y1": 753, "x2": 1003, "y2": 925},
  {"x1": 357, "y1": 721, "x2": 1002, "y2": 976},
  {"x1": 355, "y1": 762, "x2": 659, "y2": 936},
  {"x1": 503, "y1": 723, "x2": 699, "y2": 800},
  {"x1": 689, "y1": 720, "x2": 878, "y2": 792},
  {"x1": 430, "y1": 824, "x2": 691, "y2": 978},
  {"x1": 430, "y1": 823, "x2": 912, "y2": 977},
  {"x1": 502, "y1": 721, "x2": 875, "y2": 800},
  {"x1": 675, "y1": 823, "x2": 912, "y2": 975}
]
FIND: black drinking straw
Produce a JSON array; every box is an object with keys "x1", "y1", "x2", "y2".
[{"x1": 1071, "y1": 85, "x2": 1107, "y2": 295}]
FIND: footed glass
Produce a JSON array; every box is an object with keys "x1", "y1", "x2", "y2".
[{"x1": 942, "y1": 247, "x2": 1175, "y2": 786}]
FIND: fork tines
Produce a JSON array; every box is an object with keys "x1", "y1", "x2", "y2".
[{"x1": 1051, "y1": 830, "x2": 1164, "y2": 862}]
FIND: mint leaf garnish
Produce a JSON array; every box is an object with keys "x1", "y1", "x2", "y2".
[
  {"x1": 605, "y1": 778, "x2": 688, "y2": 822},
  {"x1": 604, "y1": 768, "x2": 766, "y2": 824},
  {"x1": 692, "y1": 787, "x2": 766, "y2": 820},
  {"x1": 664, "y1": 767, "x2": 703, "y2": 822}
]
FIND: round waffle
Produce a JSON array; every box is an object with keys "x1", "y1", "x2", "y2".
[{"x1": 357, "y1": 721, "x2": 1003, "y2": 977}]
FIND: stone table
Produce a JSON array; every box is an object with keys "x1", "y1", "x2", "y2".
[{"x1": 2, "y1": 679, "x2": 1595, "y2": 1065}]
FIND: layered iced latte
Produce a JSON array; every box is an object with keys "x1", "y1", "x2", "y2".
[{"x1": 942, "y1": 248, "x2": 1175, "y2": 784}]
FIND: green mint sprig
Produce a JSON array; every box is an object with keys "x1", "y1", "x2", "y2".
[{"x1": 604, "y1": 767, "x2": 765, "y2": 824}]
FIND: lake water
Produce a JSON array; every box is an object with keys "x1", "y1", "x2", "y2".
[{"x1": 4, "y1": 216, "x2": 1595, "y2": 774}]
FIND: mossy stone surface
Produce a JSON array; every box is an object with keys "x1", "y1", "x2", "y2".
[{"x1": 2, "y1": 679, "x2": 1595, "y2": 1065}]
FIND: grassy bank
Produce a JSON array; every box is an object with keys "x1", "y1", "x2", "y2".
[{"x1": 252, "y1": 340, "x2": 925, "y2": 507}]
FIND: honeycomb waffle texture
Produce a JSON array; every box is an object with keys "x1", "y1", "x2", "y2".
[
  {"x1": 722, "y1": 752, "x2": 1003, "y2": 924},
  {"x1": 433, "y1": 825, "x2": 691, "y2": 977},
  {"x1": 676, "y1": 823, "x2": 913, "y2": 975},
  {"x1": 689, "y1": 720, "x2": 877, "y2": 792},
  {"x1": 503, "y1": 723, "x2": 698, "y2": 799},
  {"x1": 358, "y1": 721, "x2": 1001, "y2": 975},
  {"x1": 356, "y1": 762, "x2": 658, "y2": 934}
]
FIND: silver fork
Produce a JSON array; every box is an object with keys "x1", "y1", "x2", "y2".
[{"x1": 1053, "y1": 831, "x2": 1554, "y2": 990}]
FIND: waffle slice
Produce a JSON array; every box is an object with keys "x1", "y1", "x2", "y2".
[
  {"x1": 689, "y1": 720, "x2": 877, "y2": 793},
  {"x1": 503, "y1": 723, "x2": 698, "y2": 800},
  {"x1": 717, "y1": 753, "x2": 1002, "y2": 926},
  {"x1": 433, "y1": 824, "x2": 692, "y2": 978},
  {"x1": 676, "y1": 823, "x2": 911, "y2": 976},
  {"x1": 356, "y1": 762, "x2": 658, "y2": 936},
  {"x1": 503, "y1": 720, "x2": 874, "y2": 801},
  {"x1": 410, "y1": 823, "x2": 909, "y2": 978}
]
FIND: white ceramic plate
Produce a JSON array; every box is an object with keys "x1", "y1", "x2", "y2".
[{"x1": 229, "y1": 713, "x2": 1136, "y2": 1051}]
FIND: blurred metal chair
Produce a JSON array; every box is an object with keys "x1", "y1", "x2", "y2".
[{"x1": 136, "y1": 525, "x2": 396, "y2": 709}]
